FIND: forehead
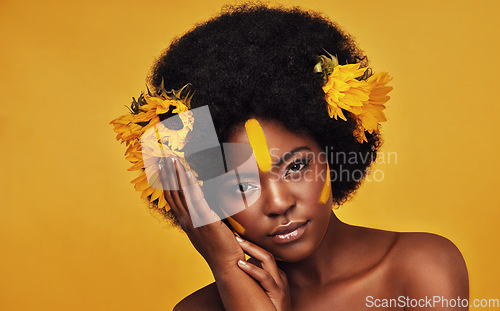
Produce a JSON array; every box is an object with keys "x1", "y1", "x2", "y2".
[{"x1": 227, "y1": 119, "x2": 320, "y2": 157}]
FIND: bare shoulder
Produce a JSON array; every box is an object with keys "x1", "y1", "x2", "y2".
[
  {"x1": 388, "y1": 232, "x2": 469, "y2": 296},
  {"x1": 391, "y1": 232, "x2": 468, "y2": 271},
  {"x1": 173, "y1": 282, "x2": 224, "y2": 311}
]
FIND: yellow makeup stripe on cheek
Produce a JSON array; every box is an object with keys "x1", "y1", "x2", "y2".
[
  {"x1": 226, "y1": 216, "x2": 246, "y2": 235},
  {"x1": 244, "y1": 119, "x2": 272, "y2": 172},
  {"x1": 319, "y1": 163, "x2": 331, "y2": 204},
  {"x1": 220, "y1": 208, "x2": 246, "y2": 235}
]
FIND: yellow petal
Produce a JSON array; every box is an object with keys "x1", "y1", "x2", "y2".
[
  {"x1": 134, "y1": 174, "x2": 151, "y2": 191},
  {"x1": 131, "y1": 172, "x2": 147, "y2": 184},
  {"x1": 150, "y1": 188, "x2": 163, "y2": 201},
  {"x1": 141, "y1": 186, "x2": 155, "y2": 199},
  {"x1": 360, "y1": 113, "x2": 379, "y2": 132},
  {"x1": 128, "y1": 161, "x2": 145, "y2": 171},
  {"x1": 158, "y1": 193, "x2": 168, "y2": 210}
]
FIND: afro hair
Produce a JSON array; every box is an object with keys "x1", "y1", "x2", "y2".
[{"x1": 145, "y1": 3, "x2": 382, "y2": 227}]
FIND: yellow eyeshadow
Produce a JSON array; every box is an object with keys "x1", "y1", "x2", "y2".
[{"x1": 244, "y1": 119, "x2": 272, "y2": 172}]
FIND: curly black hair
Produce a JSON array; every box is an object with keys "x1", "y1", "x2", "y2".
[{"x1": 145, "y1": 3, "x2": 382, "y2": 227}]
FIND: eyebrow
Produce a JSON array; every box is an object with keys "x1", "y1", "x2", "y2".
[
  {"x1": 274, "y1": 146, "x2": 312, "y2": 168},
  {"x1": 219, "y1": 171, "x2": 260, "y2": 184}
]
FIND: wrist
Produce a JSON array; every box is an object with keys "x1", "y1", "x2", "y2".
[{"x1": 209, "y1": 256, "x2": 245, "y2": 280}]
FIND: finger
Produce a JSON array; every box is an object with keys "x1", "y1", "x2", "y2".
[
  {"x1": 174, "y1": 159, "x2": 214, "y2": 224},
  {"x1": 171, "y1": 157, "x2": 211, "y2": 229},
  {"x1": 236, "y1": 237, "x2": 282, "y2": 286},
  {"x1": 177, "y1": 166, "x2": 204, "y2": 225},
  {"x1": 167, "y1": 157, "x2": 189, "y2": 216},
  {"x1": 159, "y1": 158, "x2": 189, "y2": 225},
  {"x1": 184, "y1": 171, "x2": 221, "y2": 227},
  {"x1": 237, "y1": 260, "x2": 280, "y2": 293},
  {"x1": 172, "y1": 157, "x2": 191, "y2": 206},
  {"x1": 158, "y1": 159, "x2": 176, "y2": 213},
  {"x1": 278, "y1": 268, "x2": 288, "y2": 283}
]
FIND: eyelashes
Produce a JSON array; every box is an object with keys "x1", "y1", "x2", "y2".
[
  {"x1": 284, "y1": 156, "x2": 312, "y2": 178},
  {"x1": 233, "y1": 180, "x2": 259, "y2": 195},
  {"x1": 225, "y1": 155, "x2": 314, "y2": 195}
]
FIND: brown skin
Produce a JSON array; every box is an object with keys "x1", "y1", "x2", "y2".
[{"x1": 167, "y1": 119, "x2": 469, "y2": 311}]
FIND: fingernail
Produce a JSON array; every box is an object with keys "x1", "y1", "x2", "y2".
[
  {"x1": 158, "y1": 159, "x2": 167, "y2": 172},
  {"x1": 235, "y1": 236, "x2": 244, "y2": 243},
  {"x1": 238, "y1": 260, "x2": 247, "y2": 266}
]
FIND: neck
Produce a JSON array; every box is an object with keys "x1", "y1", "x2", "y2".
[{"x1": 277, "y1": 211, "x2": 349, "y2": 288}]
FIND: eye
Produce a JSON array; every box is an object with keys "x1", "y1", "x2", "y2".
[
  {"x1": 238, "y1": 183, "x2": 249, "y2": 193},
  {"x1": 289, "y1": 162, "x2": 305, "y2": 172},
  {"x1": 232, "y1": 181, "x2": 258, "y2": 195},
  {"x1": 284, "y1": 157, "x2": 312, "y2": 177}
]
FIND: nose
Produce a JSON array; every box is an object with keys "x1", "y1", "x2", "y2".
[{"x1": 263, "y1": 178, "x2": 295, "y2": 216}]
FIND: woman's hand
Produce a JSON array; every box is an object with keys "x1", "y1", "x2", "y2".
[
  {"x1": 158, "y1": 156, "x2": 244, "y2": 271},
  {"x1": 160, "y1": 156, "x2": 284, "y2": 310},
  {"x1": 236, "y1": 237, "x2": 292, "y2": 311}
]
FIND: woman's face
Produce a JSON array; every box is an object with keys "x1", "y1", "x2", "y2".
[{"x1": 215, "y1": 119, "x2": 333, "y2": 262}]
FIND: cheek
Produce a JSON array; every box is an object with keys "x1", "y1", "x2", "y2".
[
  {"x1": 292, "y1": 164, "x2": 329, "y2": 204},
  {"x1": 228, "y1": 208, "x2": 264, "y2": 239},
  {"x1": 226, "y1": 216, "x2": 246, "y2": 235}
]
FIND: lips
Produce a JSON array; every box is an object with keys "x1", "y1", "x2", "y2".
[{"x1": 268, "y1": 220, "x2": 308, "y2": 236}]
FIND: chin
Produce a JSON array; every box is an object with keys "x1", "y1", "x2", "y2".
[
  {"x1": 270, "y1": 240, "x2": 318, "y2": 263},
  {"x1": 275, "y1": 253, "x2": 311, "y2": 263}
]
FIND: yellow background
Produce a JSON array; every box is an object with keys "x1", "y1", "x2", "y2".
[{"x1": 1, "y1": 0, "x2": 498, "y2": 310}]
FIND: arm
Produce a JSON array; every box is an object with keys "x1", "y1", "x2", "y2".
[
  {"x1": 160, "y1": 157, "x2": 277, "y2": 311},
  {"x1": 235, "y1": 238, "x2": 291, "y2": 311},
  {"x1": 211, "y1": 262, "x2": 279, "y2": 311},
  {"x1": 173, "y1": 239, "x2": 291, "y2": 311}
]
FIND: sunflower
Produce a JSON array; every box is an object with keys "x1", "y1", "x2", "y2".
[
  {"x1": 110, "y1": 84, "x2": 195, "y2": 212},
  {"x1": 318, "y1": 55, "x2": 392, "y2": 143}
]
